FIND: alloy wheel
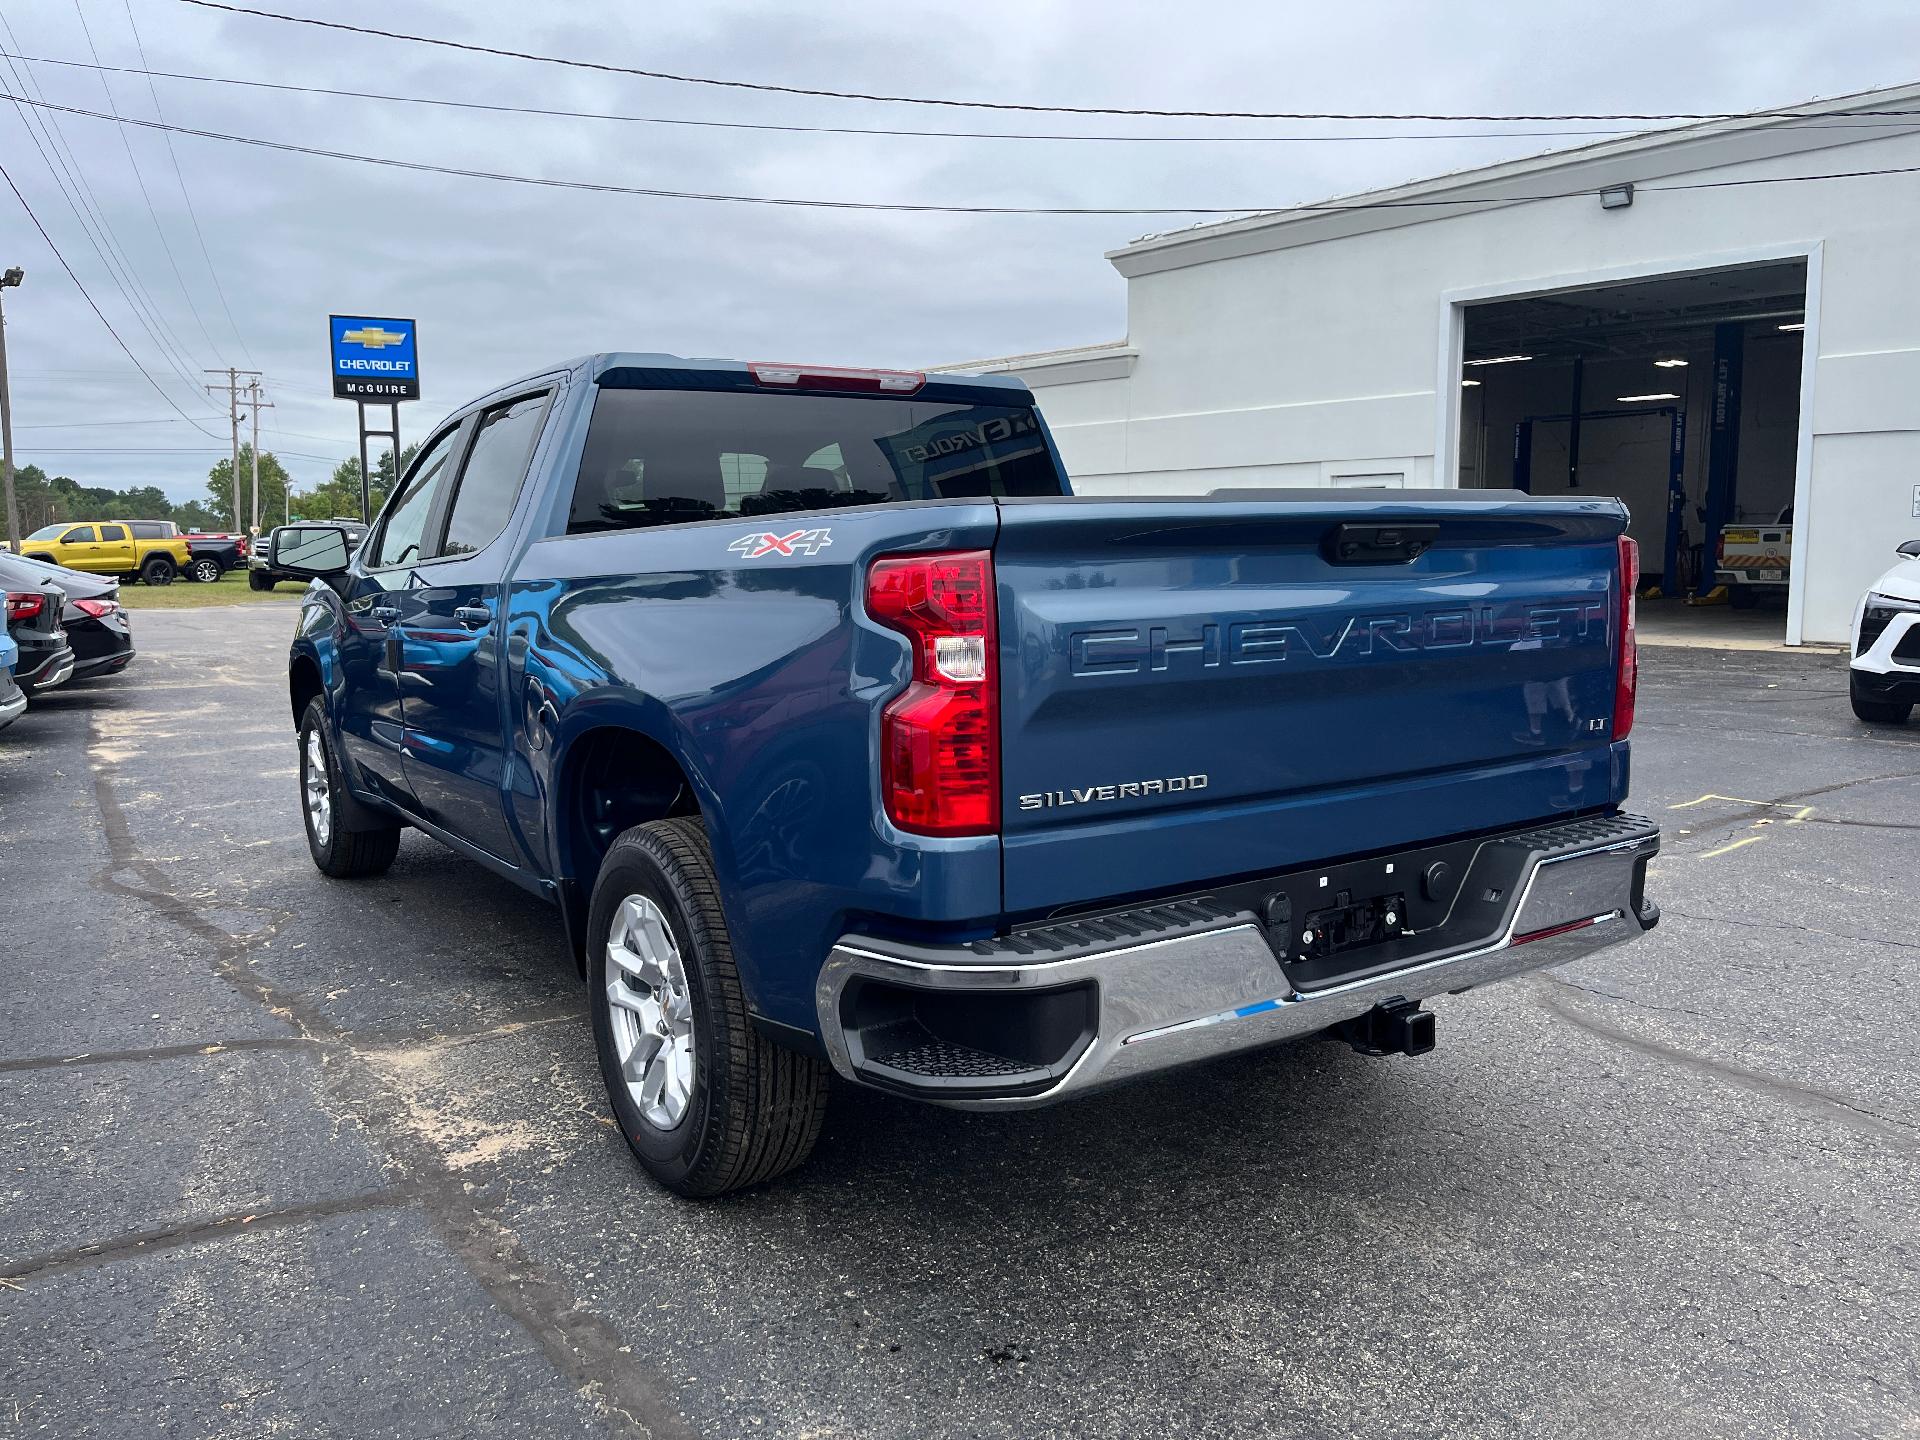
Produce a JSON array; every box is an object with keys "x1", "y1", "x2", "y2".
[
  {"x1": 604, "y1": 894, "x2": 696, "y2": 1130},
  {"x1": 303, "y1": 728, "x2": 332, "y2": 846}
]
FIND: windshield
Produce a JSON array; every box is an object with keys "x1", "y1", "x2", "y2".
[
  {"x1": 26, "y1": 525, "x2": 64, "y2": 541},
  {"x1": 567, "y1": 388, "x2": 1062, "y2": 534}
]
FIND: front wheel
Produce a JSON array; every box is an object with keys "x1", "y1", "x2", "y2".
[
  {"x1": 190, "y1": 556, "x2": 223, "y2": 584},
  {"x1": 298, "y1": 697, "x2": 401, "y2": 876},
  {"x1": 141, "y1": 555, "x2": 176, "y2": 586},
  {"x1": 248, "y1": 570, "x2": 275, "y2": 592},
  {"x1": 588, "y1": 817, "x2": 829, "y2": 1197},
  {"x1": 1850, "y1": 674, "x2": 1913, "y2": 726}
]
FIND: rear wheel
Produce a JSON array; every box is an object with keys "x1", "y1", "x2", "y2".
[
  {"x1": 1727, "y1": 584, "x2": 1758, "y2": 610},
  {"x1": 298, "y1": 697, "x2": 401, "y2": 876},
  {"x1": 588, "y1": 817, "x2": 829, "y2": 1197},
  {"x1": 190, "y1": 556, "x2": 223, "y2": 584},
  {"x1": 248, "y1": 570, "x2": 275, "y2": 592},
  {"x1": 1850, "y1": 674, "x2": 1913, "y2": 726},
  {"x1": 140, "y1": 555, "x2": 176, "y2": 587}
]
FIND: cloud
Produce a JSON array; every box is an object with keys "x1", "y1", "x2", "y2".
[{"x1": 1, "y1": 0, "x2": 1914, "y2": 505}]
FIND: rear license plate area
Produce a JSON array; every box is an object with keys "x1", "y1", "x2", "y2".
[{"x1": 1300, "y1": 891, "x2": 1408, "y2": 961}]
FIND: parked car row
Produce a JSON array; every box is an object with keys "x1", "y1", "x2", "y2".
[
  {"x1": 18, "y1": 518, "x2": 259, "y2": 585},
  {"x1": 0, "y1": 550, "x2": 137, "y2": 731}
]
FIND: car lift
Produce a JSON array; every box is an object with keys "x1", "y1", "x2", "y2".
[{"x1": 1511, "y1": 404, "x2": 1687, "y2": 594}]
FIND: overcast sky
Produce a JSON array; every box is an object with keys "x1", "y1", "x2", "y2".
[{"x1": 2, "y1": 0, "x2": 1917, "y2": 507}]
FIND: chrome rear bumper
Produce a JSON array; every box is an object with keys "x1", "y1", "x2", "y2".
[{"x1": 816, "y1": 814, "x2": 1658, "y2": 1110}]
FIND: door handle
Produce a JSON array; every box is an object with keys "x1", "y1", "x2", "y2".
[
  {"x1": 369, "y1": 605, "x2": 401, "y2": 624},
  {"x1": 454, "y1": 604, "x2": 492, "y2": 630}
]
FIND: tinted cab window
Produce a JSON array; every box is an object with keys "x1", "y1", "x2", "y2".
[
  {"x1": 567, "y1": 389, "x2": 1060, "y2": 534},
  {"x1": 64, "y1": 527, "x2": 96, "y2": 544}
]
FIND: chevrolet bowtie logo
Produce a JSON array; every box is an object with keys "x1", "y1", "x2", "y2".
[{"x1": 342, "y1": 326, "x2": 406, "y2": 349}]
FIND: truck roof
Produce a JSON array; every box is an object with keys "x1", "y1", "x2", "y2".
[{"x1": 479, "y1": 353, "x2": 1037, "y2": 405}]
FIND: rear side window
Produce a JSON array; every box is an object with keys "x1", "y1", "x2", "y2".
[
  {"x1": 567, "y1": 388, "x2": 1060, "y2": 534},
  {"x1": 129, "y1": 522, "x2": 168, "y2": 539},
  {"x1": 63, "y1": 526, "x2": 95, "y2": 544},
  {"x1": 440, "y1": 392, "x2": 547, "y2": 557},
  {"x1": 99, "y1": 524, "x2": 127, "y2": 542}
]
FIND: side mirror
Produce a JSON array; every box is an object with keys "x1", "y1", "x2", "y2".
[
  {"x1": 271, "y1": 525, "x2": 352, "y2": 577},
  {"x1": 1898, "y1": 540, "x2": 1920, "y2": 560}
]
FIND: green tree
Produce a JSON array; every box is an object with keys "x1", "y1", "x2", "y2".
[
  {"x1": 206, "y1": 445, "x2": 291, "y2": 533},
  {"x1": 172, "y1": 499, "x2": 219, "y2": 531},
  {"x1": 290, "y1": 442, "x2": 417, "y2": 523}
]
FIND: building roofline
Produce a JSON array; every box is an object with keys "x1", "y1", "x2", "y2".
[{"x1": 1108, "y1": 79, "x2": 1920, "y2": 278}]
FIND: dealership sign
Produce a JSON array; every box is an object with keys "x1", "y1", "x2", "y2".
[{"x1": 329, "y1": 315, "x2": 419, "y2": 401}]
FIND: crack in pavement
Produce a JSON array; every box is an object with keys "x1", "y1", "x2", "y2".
[
  {"x1": 0, "y1": 1009, "x2": 587, "y2": 1075},
  {"x1": 1, "y1": 1188, "x2": 414, "y2": 1282},
  {"x1": 1532, "y1": 983, "x2": 1919, "y2": 1151},
  {"x1": 1658, "y1": 904, "x2": 1920, "y2": 955},
  {"x1": 78, "y1": 709, "x2": 698, "y2": 1440}
]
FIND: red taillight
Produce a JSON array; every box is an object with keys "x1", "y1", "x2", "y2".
[
  {"x1": 1613, "y1": 535, "x2": 1638, "y2": 740},
  {"x1": 73, "y1": 597, "x2": 118, "y2": 619},
  {"x1": 750, "y1": 362, "x2": 925, "y2": 395},
  {"x1": 866, "y1": 550, "x2": 998, "y2": 836},
  {"x1": 6, "y1": 590, "x2": 45, "y2": 623}
]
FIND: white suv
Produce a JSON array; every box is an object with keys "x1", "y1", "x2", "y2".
[{"x1": 1850, "y1": 539, "x2": 1920, "y2": 725}]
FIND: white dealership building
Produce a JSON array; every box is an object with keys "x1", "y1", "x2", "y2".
[{"x1": 938, "y1": 83, "x2": 1920, "y2": 645}]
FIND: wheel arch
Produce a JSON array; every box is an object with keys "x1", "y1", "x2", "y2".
[{"x1": 549, "y1": 713, "x2": 717, "y2": 976}]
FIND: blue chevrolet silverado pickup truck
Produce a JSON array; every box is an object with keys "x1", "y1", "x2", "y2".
[{"x1": 278, "y1": 353, "x2": 1660, "y2": 1196}]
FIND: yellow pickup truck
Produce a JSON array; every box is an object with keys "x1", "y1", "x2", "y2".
[{"x1": 21, "y1": 519, "x2": 191, "y2": 585}]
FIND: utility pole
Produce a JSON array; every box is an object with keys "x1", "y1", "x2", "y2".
[
  {"x1": 204, "y1": 366, "x2": 261, "y2": 533},
  {"x1": 241, "y1": 379, "x2": 273, "y2": 539},
  {"x1": 0, "y1": 266, "x2": 24, "y2": 553}
]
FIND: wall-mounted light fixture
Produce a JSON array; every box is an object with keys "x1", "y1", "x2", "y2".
[
  {"x1": 1599, "y1": 183, "x2": 1634, "y2": 210},
  {"x1": 1778, "y1": 322, "x2": 1805, "y2": 332},
  {"x1": 1617, "y1": 392, "x2": 1679, "y2": 403},
  {"x1": 1653, "y1": 357, "x2": 1688, "y2": 368}
]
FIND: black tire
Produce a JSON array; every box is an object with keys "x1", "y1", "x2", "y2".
[
  {"x1": 248, "y1": 570, "x2": 275, "y2": 592},
  {"x1": 298, "y1": 697, "x2": 401, "y2": 877},
  {"x1": 1849, "y1": 675, "x2": 1913, "y2": 726},
  {"x1": 587, "y1": 817, "x2": 829, "y2": 1197},
  {"x1": 141, "y1": 555, "x2": 176, "y2": 587},
  {"x1": 190, "y1": 556, "x2": 223, "y2": 584},
  {"x1": 1727, "y1": 584, "x2": 1759, "y2": 611},
  {"x1": 24, "y1": 552, "x2": 56, "y2": 565}
]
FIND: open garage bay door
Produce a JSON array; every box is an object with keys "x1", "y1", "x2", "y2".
[{"x1": 1457, "y1": 260, "x2": 1808, "y2": 642}]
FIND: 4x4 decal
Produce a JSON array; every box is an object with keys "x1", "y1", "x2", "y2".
[{"x1": 728, "y1": 528, "x2": 833, "y2": 559}]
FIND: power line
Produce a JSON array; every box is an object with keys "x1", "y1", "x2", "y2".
[
  {"x1": 0, "y1": 12, "x2": 215, "y2": 407},
  {"x1": 177, "y1": 0, "x2": 1920, "y2": 123},
  {"x1": 17, "y1": 48, "x2": 1920, "y2": 145},
  {"x1": 118, "y1": 0, "x2": 253, "y2": 364},
  {"x1": 0, "y1": 9, "x2": 207, "y2": 382},
  {"x1": 8, "y1": 86, "x2": 1920, "y2": 216},
  {"x1": 70, "y1": 0, "x2": 219, "y2": 361},
  {"x1": 0, "y1": 157, "x2": 224, "y2": 435},
  {"x1": 13, "y1": 413, "x2": 196, "y2": 426}
]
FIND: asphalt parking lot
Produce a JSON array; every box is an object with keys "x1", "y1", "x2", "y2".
[{"x1": 2, "y1": 603, "x2": 1917, "y2": 1439}]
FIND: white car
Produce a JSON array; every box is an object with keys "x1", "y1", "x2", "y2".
[{"x1": 1849, "y1": 539, "x2": 1920, "y2": 725}]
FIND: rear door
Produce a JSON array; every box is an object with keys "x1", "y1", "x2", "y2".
[
  {"x1": 393, "y1": 387, "x2": 554, "y2": 861},
  {"x1": 993, "y1": 494, "x2": 1628, "y2": 915},
  {"x1": 95, "y1": 524, "x2": 135, "y2": 574}
]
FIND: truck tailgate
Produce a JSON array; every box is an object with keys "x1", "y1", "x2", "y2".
[{"x1": 994, "y1": 494, "x2": 1630, "y2": 915}]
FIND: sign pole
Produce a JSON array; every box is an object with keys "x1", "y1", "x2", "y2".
[{"x1": 356, "y1": 400, "x2": 372, "y2": 524}]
